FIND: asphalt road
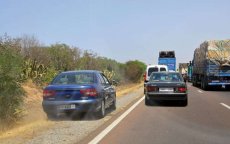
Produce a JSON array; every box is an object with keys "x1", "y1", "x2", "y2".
[{"x1": 90, "y1": 83, "x2": 230, "y2": 144}]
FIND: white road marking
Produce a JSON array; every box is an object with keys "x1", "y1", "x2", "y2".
[
  {"x1": 220, "y1": 103, "x2": 230, "y2": 110},
  {"x1": 197, "y1": 90, "x2": 203, "y2": 93},
  {"x1": 89, "y1": 96, "x2": 145, "y2": 144}
]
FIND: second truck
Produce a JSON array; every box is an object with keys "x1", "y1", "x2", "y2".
[
  {"x1": 158, "y1": 51, "x2": 176, "y2": 71},
  {"x1": 192, "y1": 40, "x2": 230, "y2": 90}
]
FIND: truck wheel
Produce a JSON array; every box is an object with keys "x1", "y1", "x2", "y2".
[
  {"x1": 203, "y1": 83, "x2": 208, "y2": 90},
  {"x1": 192, "y1": 82, "x2": 195, "y2": 86},
  {"x1": 201, "y1": 79, "x2": 208, "y2": 90},
  {"x1": 192, "y1": 77, "x2": 197, "y2": 87},
  {"x1": 201, "y1": 78, "x2": 205, "y2": 90},
  {"x1": 201, "y1": 80, "x2": 204, "y2": 89}
]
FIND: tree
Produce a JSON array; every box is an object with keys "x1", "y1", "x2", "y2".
[
  {"x1": 48, "y1": 43, "x2": 81, "y2": 71},
  {"x1": 124, "y1": 60, "x2": 146, "y2": 82},
  {"x1": 19, "y1": 35, "x2": 41, "y2": 57},
  {"x1": 0, "y1": 35, "x2": 25, "y2": 123},
  {"x1": 77, "y1": 50, "x2": 99, "y2": 70}
]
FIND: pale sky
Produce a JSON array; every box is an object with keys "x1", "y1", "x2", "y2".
[{"x1": 1, "y1": 0, "x2": 230, "y2": 66}]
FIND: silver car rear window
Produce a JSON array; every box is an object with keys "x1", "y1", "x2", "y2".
[{"x1": 150, "y1": 73, "x2": 182, "y2": 82}]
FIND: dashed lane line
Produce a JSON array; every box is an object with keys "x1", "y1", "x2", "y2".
[
  {"x1": 197, "y1": 90, "x2": 203, "y2": 93},
  {"x1": 220, "y1": 103, "x2": 230, "y2": 110}
]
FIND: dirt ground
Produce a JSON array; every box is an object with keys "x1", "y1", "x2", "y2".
[{"x1": 0, "y1": 81, "x2": 143, "y2": 139}]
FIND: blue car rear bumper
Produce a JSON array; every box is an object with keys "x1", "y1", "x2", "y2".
[{"x1": 42, "y1": 99, "x2": 101, "y2": 114}]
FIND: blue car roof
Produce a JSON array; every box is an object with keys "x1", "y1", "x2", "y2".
[{"x1": 61, "y1": 70, "x2": 101, "y2": 74}]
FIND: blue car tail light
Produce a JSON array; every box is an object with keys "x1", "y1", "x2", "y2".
[
  {"x1": 80, "y1": 88, "x2": 97, "y2": 97},
  {"x1": 43, "y1": 90, "x2": 56, "y2": 98}
]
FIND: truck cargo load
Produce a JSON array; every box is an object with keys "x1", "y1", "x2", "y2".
[
  {"x1": 192, "y1": 40, "x2": 230, "y2": 90},
  {"x1": 179, "y1": 63, "x2": 188, "y2": 74}
]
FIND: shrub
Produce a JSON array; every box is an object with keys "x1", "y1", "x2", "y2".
[
  {"x1": 0, "y1": 37, "x2": 25, "y2": 124},
  {"x1": 102, "y1": 69, "x2": 115, "y2": 82},
  {"x1": 40, "y1": 67, "x2": 57, "y2": 85},
  {"x1": 124, "y1": 60, "x2": 146, "y2": 82}
]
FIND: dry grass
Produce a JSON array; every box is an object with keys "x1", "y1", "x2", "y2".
[{"x1": 116, "y1": 82, "x2": 143, "y2": 97}]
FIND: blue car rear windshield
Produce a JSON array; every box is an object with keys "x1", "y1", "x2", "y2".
[
  {"x1": 52, "y1": 73, "x2": 95, "y2": 85},
  {"x1": 149, "y1": 73, "x2": 182, "y2": 82}
]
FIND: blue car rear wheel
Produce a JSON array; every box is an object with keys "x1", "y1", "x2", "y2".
[
  {"x1": 111, "y1": 98, "x2": 116, "y2": 110},
  {"x1": 96, "y1": 100, "x2": 105, "y2": 119}
]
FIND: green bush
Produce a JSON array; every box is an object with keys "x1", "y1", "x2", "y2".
[
  {"x1": 0, "y1": 41, "x2": 25, "y2": 124},
  {"x1": 40, "y1": 67, "x2": 57, "y2": 85},
  {"x1": 21, "y1": 59, "x2": 51, "y2": 86},
  {"x1": 125, "y1": 60, "x2": 146, "y2": 82}
]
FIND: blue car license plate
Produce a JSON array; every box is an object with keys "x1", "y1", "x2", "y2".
[{"x1": 58, "y1": 104, "x2": 76, "y2": 110}]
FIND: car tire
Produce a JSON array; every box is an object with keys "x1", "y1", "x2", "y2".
[
  {"x1": 65, "y1": 111, "x2": 73, "y2": 117},
  {"x1": 71, "y1": 112, "x2": 84, "y2": 120},
  {"x1": 145, "y1": 98, "x2": 151, "y2": 106},
  {"x1": 47, "y1": 113, "x2": 58, "y2": 120},
  {"x1": 96, "y1": 100, "x2": 105, "y2": 119},
  {"x1": 111, "y1": 98, "x2": 116, "y2": 110},
  {"x1": 182, "y1": 99, "x2": 188, "y2": 106}
]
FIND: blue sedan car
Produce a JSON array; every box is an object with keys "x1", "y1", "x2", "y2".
[{"x1": 42, "y1": 70, "x2": 116, "y2": 119}]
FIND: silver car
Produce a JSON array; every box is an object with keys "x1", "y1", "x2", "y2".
[{"x1": 145, "y1": 72, "x2": 187, "y2": 106}]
